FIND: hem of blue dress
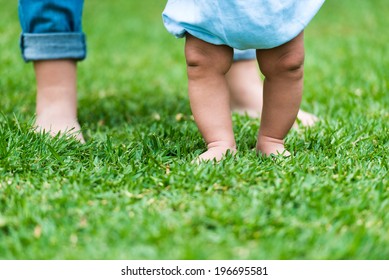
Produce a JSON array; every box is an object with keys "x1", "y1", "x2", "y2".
[
  {"x1": 163, "y1": 0, "x2": 325, "y2": 50},
  {"x1": 185, "y1": 27, "x2": 303, "y2": 50},
  {"x1": 20, "y1": 32, "x2": 87, "y2": 62}
]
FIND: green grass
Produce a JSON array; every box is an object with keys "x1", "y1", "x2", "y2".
[{"x1": 0, "y1": 0, "x2": 388, "y2": 259}]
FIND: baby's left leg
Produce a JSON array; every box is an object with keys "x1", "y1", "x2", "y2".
[
  {"x1": 34, "y1": 60, "x2": 84, "y2": 142},
  {"x1": 227, "y1": 58, "x2": 319, "y2": 127},
  {"x1": 256, "y1": 32, "x2": 305, "y2": 156},
  {"x1": 185, "y1": 34, "x2": 236, "y2": 162}
]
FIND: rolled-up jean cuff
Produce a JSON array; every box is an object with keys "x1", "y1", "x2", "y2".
[
  {"x1": 20, "y1": 32, "x2": 87, "y2": 62},
  {"x1": 233, "y1": 49, "x2": 256, "y2": 61}
]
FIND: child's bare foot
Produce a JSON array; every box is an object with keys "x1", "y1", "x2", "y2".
[
  {"x1": 196, "y1": 141, "x2": 237, "y2": 163},
  {"x1": 197, "y1": 147, "x2": 236, "y2": 163},
  {"x1": 35, "y1": 113, "x2": 84, "y2": 143},
  {"x1": 33, "y1": 60, "x2": 84, "y2": 142},
  {"x1": 295, "y1": 110, "x2": 319, "y2": 127},
  {"x1": 256, "y1": 135, "x2": 290, "y2": 157},
  {"x1": 35, "y1": 119, "x2": 85, "y2": 143}
]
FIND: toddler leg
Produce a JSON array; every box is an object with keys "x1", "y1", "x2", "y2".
[
  {"x1": 19, "y1": 0, "x2": 86, "y2": 142},
  {"x1": 226, "y1": 59, "x2": 263, "y2": 118},
  {"x1": 34, "y1": 60, "x2": 84, "y2": 142},
  {"x1": 256, "y1": 32, "x2": 305, "y2": 156},
  {"x1": 227, "y1": 58, "x2": 319, "y2": 127},
  {"x1": 185, "y1": 35, "x2": 236, "y2": 162}
]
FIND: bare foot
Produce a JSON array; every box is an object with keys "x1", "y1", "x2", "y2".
[
  {"x1": 196, "y1": 147, "x2": 237, "y2": 163},
  {"x1": 33, "y1": 60, "x2": 84, "y2": 142},
  {"x1": 256, "y1": 135, "x2": 290, "y2": 157},
  {"x1": 195, "y1": 141, "x2": 237, "y2": 163},
  {"x1": 295, "y1": 110, "x2": 319, "y2": 127},
  {"x1": 35, "y1": 113, "x2": 84, "y2": 143}
]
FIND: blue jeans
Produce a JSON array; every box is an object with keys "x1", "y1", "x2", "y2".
[{"x1": 18, "y1": 0, "x2": 86, "y2": 62}]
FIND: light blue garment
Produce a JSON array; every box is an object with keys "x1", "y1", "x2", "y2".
[
  {"x1": 233, "y1": 49, "x2": 256, "y2": 61},
  {"x1": 18, "y1": 0, "x2": 86, "y2": 62},
  {"x1": 163, "y1": 0, "x2": 325, "y2": 50}
]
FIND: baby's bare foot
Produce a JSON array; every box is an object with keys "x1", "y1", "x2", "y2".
[
  {"x1": 195, "y1": 141, "x2": 236, "y2": 163},
  {"x1": 295, "y1": 110, "x2": 319, "y2": 127},
  {"x1": 256, "y1": 135, "x2": 290, "y2": 157},
  {"x1": 196, "y1": 147, "x2": 236, "y2": 163},
  {"x1": 33, "y1": 60, "x2": 82, "y2": 141}
]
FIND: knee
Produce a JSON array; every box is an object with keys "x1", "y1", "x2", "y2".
[
  {"x1": 259, "y1": 52, "x2": 304, "y2": 80},
  {"x1": 185, "y1": 46, "x2": 209, "y2": 73},
  {"x1": 185, "y1": 43, "x2": 232, "y2": 79}
]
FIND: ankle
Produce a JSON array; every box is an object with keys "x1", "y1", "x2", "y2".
[
  {"x1": 36, "y1": 103, "x2": 77, "y2": 121},
  {"x1": 207, "y1": 140, "x2": 236, "y2": 151}
]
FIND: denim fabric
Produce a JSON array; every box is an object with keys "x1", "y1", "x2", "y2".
[
  {"x1": 233, "y1": 49, "x2": 256, "y2": 61},
  {"x1": 18, "y1": 0, "x2": 86, "y2": 62}
]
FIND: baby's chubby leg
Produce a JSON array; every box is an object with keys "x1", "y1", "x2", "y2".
[
  {"x1": 185, "y1": 34, "x2": 236, "y2": 162},
  {"x1": 227, "y1": 59, "x2": 263, "y2": 117},
  {"x1": 34, "y1": 60, "x2": 84, "y2": 142},
  {"x1": 227, "y1": 59, "x2": 319, "y2": 127},
  {"x1": 256, "y1": 32, "x2": 305, "y2": 156}
]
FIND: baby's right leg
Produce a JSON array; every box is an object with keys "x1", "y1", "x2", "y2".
[{"x1": 185, "y1": 35, "x2": 236, "y2": 162}]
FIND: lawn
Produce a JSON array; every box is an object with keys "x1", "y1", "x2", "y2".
[{"x1": 0, "y1": 0, "x2": 388, "y2": 259}]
